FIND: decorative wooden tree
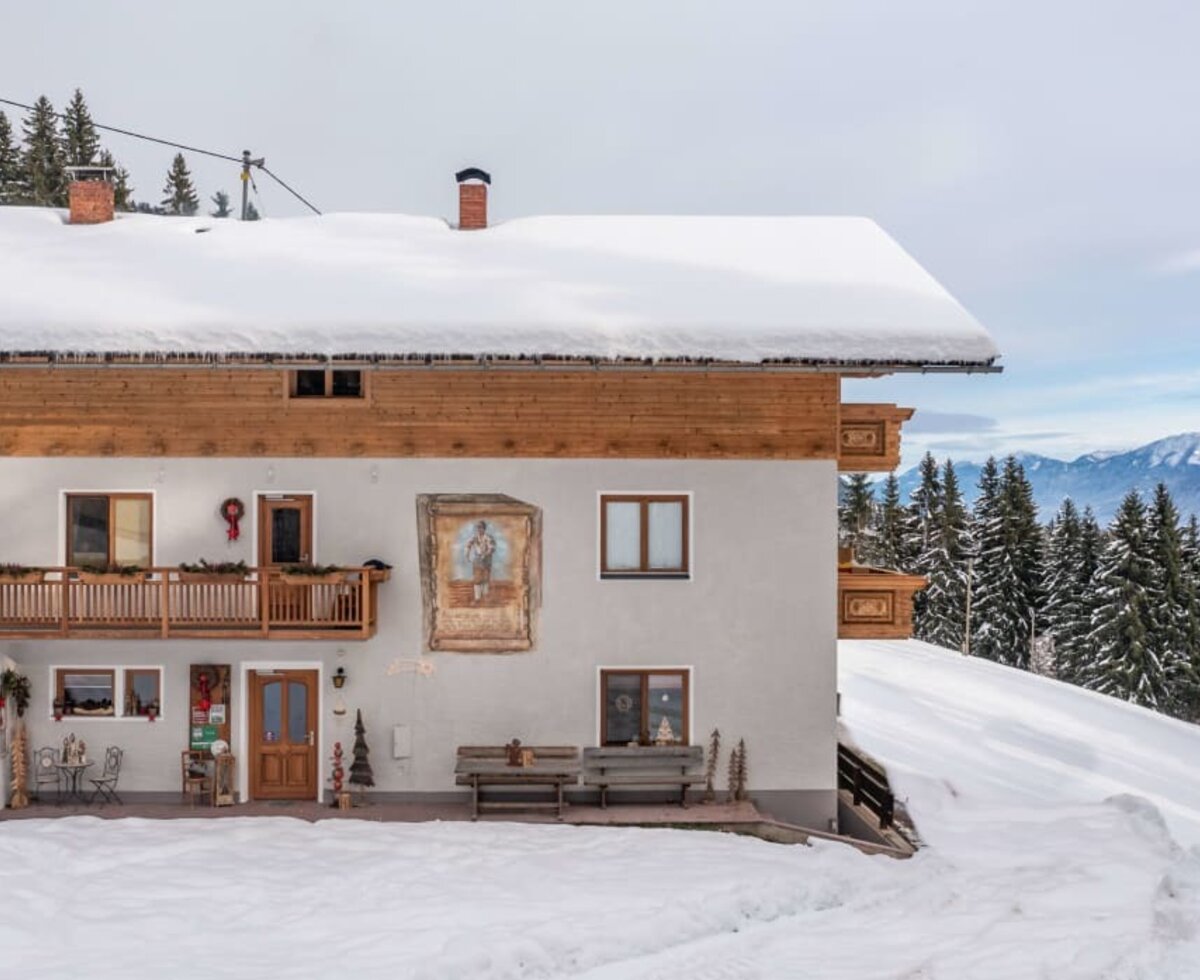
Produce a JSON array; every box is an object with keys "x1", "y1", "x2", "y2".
[
  {"x1": 348, "y1": 710, "x2": 374, "y2": 802},
  {"x1": 703, "y1": 728, "x2": 721, "y2": 803},
  {"x1": 9, "y1": 725, "x2": 29, "y2": 809},
  {"x1": 329, "y1": 741, "x2": 347, "y2": 808},
  {"x1": 726, "y1": 739, "x2": 741, "y2": 804},
  {"x1": 734, "y1": 739, "x2": 748, "y2": 802}
]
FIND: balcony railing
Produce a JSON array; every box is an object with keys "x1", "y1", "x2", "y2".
[{"x1": 0, "y1": 567, "x2": 385, "y2": 640}]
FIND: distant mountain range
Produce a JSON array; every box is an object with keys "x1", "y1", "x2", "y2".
[{"x1": 896, "y1": 433, "x2": 1200, "y2": 525}]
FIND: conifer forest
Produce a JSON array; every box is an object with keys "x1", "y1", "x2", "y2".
[{"x1": 841, "y1": 455, "x2": 1200, "y2": 723}]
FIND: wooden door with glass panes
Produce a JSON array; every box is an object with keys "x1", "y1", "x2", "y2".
[
  {"x1": 248, "y1": 669, "x2": 318, "y2": 799},
  {"x1": 258, "y1": 495, "x2": 313, "y2": 567}
]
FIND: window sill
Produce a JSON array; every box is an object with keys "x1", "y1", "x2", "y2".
[{"x1": 599, "y1": 572, "x2": 691, "y2": 581}]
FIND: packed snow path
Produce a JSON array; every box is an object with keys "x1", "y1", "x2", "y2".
[{"x1": 0, "y1": 640, "x2": 1196, "y2": 979}]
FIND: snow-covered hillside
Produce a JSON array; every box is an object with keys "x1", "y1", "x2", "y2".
[{"x1": 0, "y1": 641, "x2": 1197, "y2": 979}]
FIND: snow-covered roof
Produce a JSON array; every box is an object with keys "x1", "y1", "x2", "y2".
[{"x1": 0, "y1": 207, "x2": 1000, "y2": 368}]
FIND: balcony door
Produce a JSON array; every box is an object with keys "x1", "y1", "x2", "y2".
[
  {"x1": 258, "y1": 495, "x2": 313, "y2": 567},
  {"x1": 248, "y1": 669, "x2": 319, "y2": 800}
]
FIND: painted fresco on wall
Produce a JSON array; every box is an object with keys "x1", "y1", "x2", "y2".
[{"x1": 416, "y1": 494, "x2": 542, "y2": 653}]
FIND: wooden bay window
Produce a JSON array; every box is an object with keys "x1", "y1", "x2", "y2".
[{"x1": 600, "y1": 494, "x2": 689, "y2": 578}]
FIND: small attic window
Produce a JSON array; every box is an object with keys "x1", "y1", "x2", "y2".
[{"x1": 287, "y1": 368, "x2": 366, "y2": 400}]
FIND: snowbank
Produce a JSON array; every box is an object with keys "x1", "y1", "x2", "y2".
[
  {"x1": 0, "y1": 207, "x2": 998, "y2": 365},
  {"x1": 1, "y1": 641, "x2": 1196, "y2": 978}
]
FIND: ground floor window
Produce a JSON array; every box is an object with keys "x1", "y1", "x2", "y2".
[
  {"x1": 53, "y1": 666, "x2": 162, "y2": 718},
  {"x1": 600, "y1": 669, "x2": 689, "y2": 746}
]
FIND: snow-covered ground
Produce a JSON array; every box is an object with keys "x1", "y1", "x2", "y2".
[{"x1": 2, "y1": 640, "x2": 1198, "y2": 979}]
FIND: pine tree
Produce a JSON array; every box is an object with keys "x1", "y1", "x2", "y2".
[
  {"x1": 245, "y1": 201, "x2": 261, "y2": 221},
  {"x1": 98, "y1": 150, "x2": 133, "y2": 211},
  {"x1": 703, "y1": 728, "x2": 720, "y2": 803},
  {"x1": 160, "y1": 152, "x2": 199, "y2": 216},
  {"x1": 210, "y1": 190, "x2": 233, "y2": 218},
  {"x1": 918, "y1": 460, "x2": 971, "y2": 650},
  {"x1": 0, "y1": 111, "x2": 22, "y2": 204},
  {"x1": 1043, "y1": 498, "x2": 1090, "y2": 683},
  {"x1": 61, "y1": 88, "x2": 100, "y2": 167},
  {"x1": 839, "y1": 473, "x2": 874, "y2": 562},
  {"x1": 348, "y1": 709, "x2": 375, "y2": 793},
  {"x1": 1177, "y1": 515, "x2": 1200, "y2": 720},
  {"x1": 971, "y1": 457, "x2": 1042, "y2": 666},
  {"x1": 725, "y1": 739, "x2": 741, "y2": 803},
  {"x1": 733, "y1": 739, "x2": 748, "y2": 801},
  {"x1": 21, "y1": 96, "x2": 65, "y2": 206},
  {"x1": 1147, "y1": 485, "x2": 1194, "y2": 718},
  {"x1": 873, "y1": 473, "x2": 905, "y2": 570},
  {"x1": 1084, "y1": 490, "x2": 1165, "y2": 708}
]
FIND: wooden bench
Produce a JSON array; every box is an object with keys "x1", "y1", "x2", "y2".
[
  {"x1": 582, "y1": 746, "x2": 706, "y2": 808},
  {"x1": 455, "y1": 746, "x2": 581, "y2": 820}
]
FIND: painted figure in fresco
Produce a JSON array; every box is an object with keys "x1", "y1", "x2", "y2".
[{"x1": 464, "y1": 520, "x2": 497, "y2": 603}]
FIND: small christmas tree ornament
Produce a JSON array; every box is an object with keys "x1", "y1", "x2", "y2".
[
  {"x1": 348, "y1": 709, "x2": 375, "y2": 803},
  {"x1": 653, "y1": 715, "x2": 675, "y2": 746}
]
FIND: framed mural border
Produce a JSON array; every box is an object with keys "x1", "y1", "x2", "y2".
[{"x1": 416, "y1": 493, "x2": 543, "y2": 654}]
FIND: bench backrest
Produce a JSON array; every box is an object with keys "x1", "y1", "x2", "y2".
[
  {"x1": 457, "y1": 745, "x2": 579, "y2": 761},
  {"x1": 583, "y1": 745, "x2": 704, "y2": 772}
]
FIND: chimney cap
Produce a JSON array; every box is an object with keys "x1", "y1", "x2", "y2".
[
  {"x1": 455, "y1": 167, "x2": 491, "y2": 185},
  {"x1": 64, "y1": 165, "x2": 114, "y2": 183}
]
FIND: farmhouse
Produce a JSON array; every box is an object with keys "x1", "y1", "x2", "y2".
[{"x1": 0, "y1": 171, "x2": 998, "y2": 827}]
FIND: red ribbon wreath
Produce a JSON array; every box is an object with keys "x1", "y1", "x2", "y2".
[{"x1": 221, "y1": 498, "x2": 245, "y2": 542}]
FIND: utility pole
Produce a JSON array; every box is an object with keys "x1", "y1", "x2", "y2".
[{"x1": 240, "y1": 149, "x2": 264, "y2": 220}]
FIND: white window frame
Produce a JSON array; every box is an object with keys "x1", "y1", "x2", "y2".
[{"x1": 48, "y1": 665, "x2": 166, "y2": 721}]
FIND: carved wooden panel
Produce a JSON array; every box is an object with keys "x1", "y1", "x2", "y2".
[
  {"x1": 838, "y1": 404, "x2": 915, "y2": 472},
  {"x1": 837, "y1": 566, "x2": 927, "y2": 639},
  {"x1": 842, "y1": 589, "x2": 895, "y2": 624}
]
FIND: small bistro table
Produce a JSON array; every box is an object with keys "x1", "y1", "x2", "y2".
[{"x1": 54, "y1": 761, "x2": 94, "y2": 806}]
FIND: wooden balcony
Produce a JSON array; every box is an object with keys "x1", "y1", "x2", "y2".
[
  {"x1": 838, "y1": 564, "x2": 927, "y2": 640},
  {"x1": 0, "y1": 568, "x2": 385, "y2": 640}
]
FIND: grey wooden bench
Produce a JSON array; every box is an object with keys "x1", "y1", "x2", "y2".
[
  {"x1": 455, "y1": 745, "x2": 580, "y2": 820},
  {"x1": 582, "y1": 745, "x2": 706, "y2": 808}
]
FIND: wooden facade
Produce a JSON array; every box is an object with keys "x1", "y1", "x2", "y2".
[
  {"x1": 0, "y1": 567, "x2": 382, "y2": 640},
  {"x1": 0, "y1": 367, "x2": 911, "y2": 466},
  {"x1": 837, "y1": 565, "x2": 928, "y2": 640}
]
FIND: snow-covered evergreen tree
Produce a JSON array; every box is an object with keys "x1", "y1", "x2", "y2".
[
  {"x1": 1178, "y1": 514, "x2": 1200, "y2": 720},
  {"x1": 160, "y1": 153, "x2": 199, "y2": 215},
  {"x1": 245, "y1": 201, "x2": 261, "y2": 221},
  {"x1": 210, "y1": 190, "x2": 233, "y2": 218},
  {"x1": 872, "y1": 473, "x2": 905, "y2": 571},
  {"x1": 61, "y1": 88, "x2": 100, "y2": 166},
  {"x1": 98, "y1": 150, "x2": 133, "y2": 211},
  {"x1": 21, "y1": 96, "x2": 65, "y2": 206},
  {"x1": 1084, "y1": 490, "x2": 1165, "y2": 708},
  {"x1": 0, "y1": 111, "x2": 21, "y2": 204},
  {"x1": 917, "y1": 459, "x2": 971, "y2": 650},
  {"x1": 1146, "y1": 484, "x2": 1191, "y2": 716},
  {"x1": 1042, "y1": 498, "x2": 1090, "y2": 684},
  {"x1": 971, "y1": 457, "x2": 1042, "y2": 667}
]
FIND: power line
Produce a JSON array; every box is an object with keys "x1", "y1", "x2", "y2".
[{"x1": 0, "y1": 96, "x2": 321, "y2": 214}]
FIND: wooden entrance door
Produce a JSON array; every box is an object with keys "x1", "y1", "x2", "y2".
[
  {"x1": 248, "y1": 669, "x2": 318, "y2": 800},
  {"x1": 258, "y1": 495, "x2": 313, "y2": 567}
]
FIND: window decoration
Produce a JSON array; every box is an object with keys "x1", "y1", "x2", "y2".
[
  {"x1": 600, "y1": 669, "x2": 689, "y2": 746},
  {"x1": 600, "y1": 494, "x2": 689, "y2": 578},
  {"x1": 53, "y1": 667, "x2": 162, "y2": 719},
  {"x1": 66, "y1": 493, "x2": 152, "y2": 568}
]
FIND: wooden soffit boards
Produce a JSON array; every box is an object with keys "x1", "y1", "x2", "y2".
[
  {"x1": 837, "y1": 565, "x2": 928, "y2": 640},
  {"x1": 0, "y1": 368, "x2": 840, "y2": 459},
  {"x1": 838, "y1": 403, "x2": 915, "y2": 472}
]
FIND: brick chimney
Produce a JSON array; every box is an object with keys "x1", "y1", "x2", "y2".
[
  {"x1": 66, "y1": 166, "x2": 115, "y2": 225},
  {"x1": 455, "y1": 167, "x2": 490, "y2": 230}
]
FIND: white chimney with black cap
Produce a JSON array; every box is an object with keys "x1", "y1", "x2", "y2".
[{"x1": 455, "y1": 167, "x2": 490, "y2": 230}]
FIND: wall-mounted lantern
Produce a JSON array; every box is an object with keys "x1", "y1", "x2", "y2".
[{"x1": 332, "y1": 666, "x2": 347, "y2": 689}]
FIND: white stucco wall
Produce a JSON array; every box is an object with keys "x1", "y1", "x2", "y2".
[{"x1": 0, "y1": 457, "x2": 837, "y2": 823}]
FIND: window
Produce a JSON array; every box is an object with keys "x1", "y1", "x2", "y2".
[
  {"x1": 288, "y1": 368, "x2": 365, "y2": 399},
  {"x1": 66, "y1": 493, "x2": 152, "y2": 568},
  {"x1": 600, "y1": 494, "x2": 689, "y2": 578},
  {"x1": 54, "y1": 667, "x2": 162, "y2": 719},
  {"x1": 600, "y1": 669, "x2": 689, "y2": 746}
]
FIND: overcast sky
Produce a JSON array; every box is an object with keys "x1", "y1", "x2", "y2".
[{"x1": 5, "y1": 0, "x2": 1199, "y2": 466}]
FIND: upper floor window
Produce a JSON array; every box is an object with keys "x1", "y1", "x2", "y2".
[
  {"x1": 66, "y1": 493, "x2": 152, "y2": 568},
  {"x1": 600, "y1": 494, "x2": 690, "y2": 579},
  {"x1": 288, "y1": 368, "x2": 365, "y2": 400}
]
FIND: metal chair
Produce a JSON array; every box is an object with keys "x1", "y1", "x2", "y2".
[
  {"x1": 33, "y1": 746, "x2": 62, "y2": 802},
  {"x1": 89, "y1": 746, "x2": 123, "y2": 805},
  {"x1": 181, "y1": 750, "x2": 212, "y2": 806}
]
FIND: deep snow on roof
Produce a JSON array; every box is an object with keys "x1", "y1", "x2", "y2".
[{"x1": 0, "y1": 207, "x2": 1000, "y2": 366}]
